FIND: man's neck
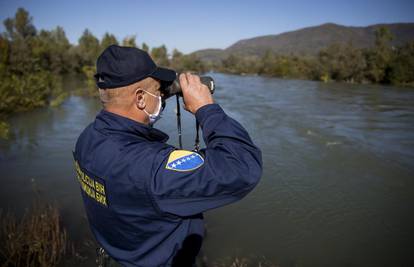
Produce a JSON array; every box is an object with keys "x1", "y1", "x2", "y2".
[{"x1": 104, "y1": 107, "x2": 149, "y2": 125}]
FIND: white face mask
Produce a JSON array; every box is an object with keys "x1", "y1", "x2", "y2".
[{"x1": 142, "y1": 90, "x2": 162, "y2": 125}]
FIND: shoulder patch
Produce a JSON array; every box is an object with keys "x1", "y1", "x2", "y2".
[{"x1": 166, "y1": 150, "x2": 204, "y2": 172}]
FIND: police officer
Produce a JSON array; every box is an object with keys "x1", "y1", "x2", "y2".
[{"x1": 73, "y1": 45, "x2": 262, "y2": 267}]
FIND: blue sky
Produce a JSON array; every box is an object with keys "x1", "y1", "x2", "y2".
[{"x1": 1, "y1": 0, "x2": 413, "y2": 54}]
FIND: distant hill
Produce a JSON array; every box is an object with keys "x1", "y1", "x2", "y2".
[{"x1": 192, "y1": 23, "x2": 414, "y2": 62}]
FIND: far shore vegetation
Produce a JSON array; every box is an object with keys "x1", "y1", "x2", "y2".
[{"x1": 1, "y1": 7, "x2": 414, "y2": 139}]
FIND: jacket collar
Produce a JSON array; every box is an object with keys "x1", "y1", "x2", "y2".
[{"x1": 94, "y1": 109, "x2": 169, "y2": 143}]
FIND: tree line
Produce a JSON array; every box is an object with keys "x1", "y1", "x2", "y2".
[
  {"x1": 0, "y1": 8, "x2": 202, "y2": 138},
  {"x1": 0, "y1": 8, "x2": 202, "y2": 114},
  {"x1": 214, "y1": 27, "x2": 414, "y2": 85}
]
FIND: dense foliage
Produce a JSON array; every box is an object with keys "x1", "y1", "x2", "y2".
[
  {"x1": 0, "y1": 8, "x2": 199, "y2": 138},
  {"x1": 0, "y1": 8, "x2": 202, "y2": 113},
  {"x1": 213, "y1": 27, "x2": 414, "y2": 85}
]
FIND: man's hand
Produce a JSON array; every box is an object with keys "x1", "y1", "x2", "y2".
[{"x1": 179, "y1": 73, "x2": 214, "y2": 114}]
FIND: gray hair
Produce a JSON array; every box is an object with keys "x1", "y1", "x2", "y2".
[{"x1": 98, "y1": 77, "x2": 160, "y2": 108}]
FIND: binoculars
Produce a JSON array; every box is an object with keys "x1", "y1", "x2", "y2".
[{"x1": 163, "y1": 74, "x2": 215, "y2": 99}]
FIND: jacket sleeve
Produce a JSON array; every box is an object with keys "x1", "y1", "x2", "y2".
[{"x1": 150, "y1": 103, "x2": 262, "y2": 217}]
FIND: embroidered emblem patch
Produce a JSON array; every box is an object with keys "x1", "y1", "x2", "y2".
[{"x1": 166, "y1": 150, "x2": 204, "y2": 172}]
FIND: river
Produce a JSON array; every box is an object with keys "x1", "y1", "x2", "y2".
[{"x1": 1, "y1": 73, "x2": 414, "y2": 266}]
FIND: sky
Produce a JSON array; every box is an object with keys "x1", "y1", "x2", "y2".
[{"x1": 1, "y1": 0, "x2": 414, "y2": 54}]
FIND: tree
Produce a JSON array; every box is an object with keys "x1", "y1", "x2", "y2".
[
  {"x1": 375, "y1": 26, "x2": 393, "y2": 50},
  {"x1": 388, "y1": 42, "x2": 414, "y2": 84},
  {"x1": 2, "y1": 8, "x2": 38, "y2": 73},
  {"x1": 172, "y1": 48, "x2": 183, "y2": 60},
  {"x1": 259, "y1": 50, "x2": 274, "y2": 75},
  {"x1": 101, "y1": 32, "x2": 118, "y2": 51},
  {"x1": 318, "y1": 43, "x2": 366, "y2": 82},
  {"x1": 122, "y1": 35, "x2": 136, "y2": 47},
  {"x1": 77, "y1": 29, "x2": 100, "y2": 67},
  {"x1": 3, "y1": 8, "x2": 36, "y2": 40},
  {"x1": 151, "y1": 45, "x2": 169, "y2": 66},
  {"x1": 0, "y1": 35, "x2": 9, "y2": 73},
  {"x1": 169, "y1": 48, "x2": 183, "y2": 69},
  {"x1": 32, "y1": 26, "x2": 72, "y2": 74},
  {"x1": 221, "y1": 54, "x2": 241, "y2": 73},
  {"x1": 141, "y1": 42, "x2": 149, "y2": 52},
  {"x1": 365, "y1": 26, "x2": 394, "y2": 83}
]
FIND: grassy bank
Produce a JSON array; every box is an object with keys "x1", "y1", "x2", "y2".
[
  {"x1": 0, "y1": 204, "x2": 279, "y2": 267},
  {"x1": 0, "y1": 204, "x2": 68, "y2": 266}
]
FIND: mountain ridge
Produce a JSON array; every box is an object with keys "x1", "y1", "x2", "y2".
[{"x1": 192, "y1": 22, "x2": 414, "y2": 62}]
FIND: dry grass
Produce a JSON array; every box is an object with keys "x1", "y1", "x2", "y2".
[
  {"x1": 199, "y1": 255, "x2": 279, "y2": 267},
  {"x1": 0, "y1": 204, "x2": 68, "y2": 267},
  {"x1": 0, "y1": 203, "x2": 277, "y2": 267}
]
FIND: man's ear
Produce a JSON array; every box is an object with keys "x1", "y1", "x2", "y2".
[{"x1": 135, "y1": 88, "x2": 146, "y2": 110}]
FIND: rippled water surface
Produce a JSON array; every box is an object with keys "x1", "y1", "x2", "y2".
[{"x1": 1, "y1": 73, "x2": 414, "y2": 266}]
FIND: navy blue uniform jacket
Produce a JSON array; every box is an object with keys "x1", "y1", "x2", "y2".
[{"x1": 73, "y1": 103, "x2": 262, "y2": 266}]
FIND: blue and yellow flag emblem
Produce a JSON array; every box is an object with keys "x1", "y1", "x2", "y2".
[{"x1": 166, "y1": 150, "x2": 204, "y2": 172}]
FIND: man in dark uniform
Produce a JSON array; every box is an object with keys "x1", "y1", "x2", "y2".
[{"x1": 73, "y1": 45, "x2": 262, "y2": 267}]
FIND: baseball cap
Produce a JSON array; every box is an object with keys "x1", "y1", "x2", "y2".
[{"x1": 94, "y1": 45, "x2": 176, "y2": 89}]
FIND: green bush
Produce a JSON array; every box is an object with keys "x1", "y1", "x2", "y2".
[
  {"x1": 0, "y1": 120, "x2": 9, "y2": 139},
  {"x1": 0, "y1": 70, "x2": 61, "y2": 114}
]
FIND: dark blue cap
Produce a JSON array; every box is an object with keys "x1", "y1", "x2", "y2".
[{"x1": 94, "y1": 45, "x2": 176, "y2": 89}]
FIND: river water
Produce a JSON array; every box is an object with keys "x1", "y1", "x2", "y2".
[{"x1": 1, "y1": 73, "x2": 414, "y2": 266}]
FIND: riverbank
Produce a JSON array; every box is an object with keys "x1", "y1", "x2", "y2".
[
  {"x1": 206, "y1": 40, "x2": 414, "y2": 88},
  {"x1": 0, "y1": 203, "x2": 68, "y2": 266},
  {"x1": 0, "y1": 203, "x2": 279, "y2": 267},
  {"x1": 0, "y1": 73, "x2": 96, "y2": 140}
]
